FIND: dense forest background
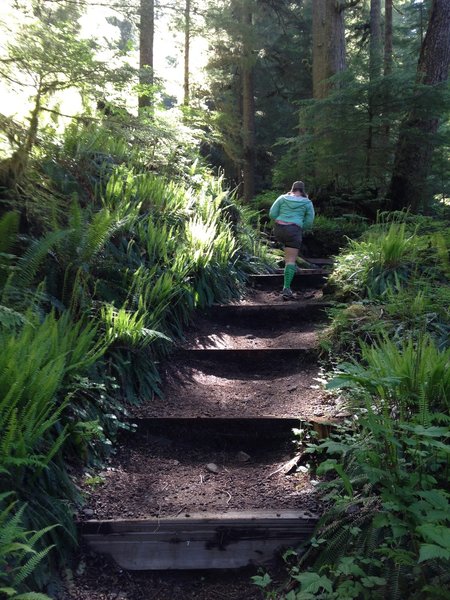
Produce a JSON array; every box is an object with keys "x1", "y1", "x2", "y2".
[
  {"x1": 1, "y1": 0, "x2": 449, "y2": 211},
  {"x1": 0, "y1": 1, "x2": 449, "y2": 599}
]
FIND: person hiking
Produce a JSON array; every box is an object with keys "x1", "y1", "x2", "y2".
[{"x1": 269, "y1": 180, "x2": 315, "y2": 300}]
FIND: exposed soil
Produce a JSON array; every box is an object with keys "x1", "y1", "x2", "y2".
[
  {"x1": 64, "y1": 551, "x2": 270, "y2": 599},
  {"x1": 226, "y1": 287, "x2": 322, "y2": 306},
  {"x1": 131, "y1": 358, "x2": 333, "y2": 419},
  {"x1": 130, "y1": 304, "x2": 336, "y2": 420},
  {"x1": 181, "y1": 317, "x2": 321, "y2": 350},
  {"x1": 67, "y1": 278, "x2": 334, "y2": 599},
  {"x1": 78, "y1": 431, "x2": 320, "y2": 522}
]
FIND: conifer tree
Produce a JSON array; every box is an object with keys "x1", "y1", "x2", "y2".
[
  {"x1": 183, "y1": 0, "x2": 191, "y2": 106},
  {"x1": 240, "y1": 0, "x2": 256, "y2": 202},
  {"x1": 139, "y1": 0, "x2": 155, "y2": 109},
  {"x1": 388, "y1": 0, "x2": 450, "y2": 211},
  {"x1": 366, "y1": 0, "x2": 382, "y2": 178},
  {"x1": 312, "y1": 0, "x2": 361, "y2": 100}
]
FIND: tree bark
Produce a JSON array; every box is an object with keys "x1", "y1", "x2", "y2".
[
  {"x1": 139, "y1": 0, "x2": 154, "y2": 110},
  {"x1": 388, "y1": 0, "x2": 450, "y2": 212},
  {"x1": 241, "y1": 6, "x2": 256, "y2": 202},
  {"x1": 0, "y1": 85, "x2": 43, "y2": 188},
  {"x1": 183, "y1": 0, "x2": 191, "y2": 106},
  {"x1": 312, "y1": 0, "x2": 347, "y2": 99},
  {"x1": 366, "y1": 0, "x2": 382, "y2": 178},
  {"x1": 381, "y1": 0, "x2": 393, "y2": 142},
  {"x1": 384, "y1": 0, "x2": 393, "y2": 76},
  {"x1": 369, "y1": 0, "x2": 382, "y2": 79}
]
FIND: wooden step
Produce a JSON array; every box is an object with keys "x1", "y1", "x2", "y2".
[
  {"x1": 208, "y1": 301, "x2": 330, "y2": 324},
  {"x1": 176, "y1": 347, "x2": 318, "y2": 365},
  {"x1": 248, "y1": 271, "x2": 328, "y2": 290},
  {"x1": 304, "y1": 258, "x2": 334, "y2": 266},
  {"x1": 80, "y1": 510, "x2": 318, "y2": 570},
  {"x1": 134, "y1": 416, "x2": 339, "y2": 442}
]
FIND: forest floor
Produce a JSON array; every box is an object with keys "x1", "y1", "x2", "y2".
[{"x1": 65, "y1": 281, "x2": 339, "y2": 599}]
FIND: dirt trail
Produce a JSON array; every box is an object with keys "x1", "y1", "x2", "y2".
[{"x1": 68, "y1": 277, "x2": 334, "y2": 600}]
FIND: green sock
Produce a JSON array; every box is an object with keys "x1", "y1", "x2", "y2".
[{"x1": 283, "y1": 263, "x2": 296, "y2": 289}]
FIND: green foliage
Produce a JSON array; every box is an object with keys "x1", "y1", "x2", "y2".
[
  {"x1": 263, "y1": 408, "x2": 450, "y2": 599},
  {"x1": 304, "y1": 215, "x2": 369, "y2": 257},
  {"x1": 203, "y1": 0, "x2": 311, "y2": 193},
  {"x1": 0, "y1": 212, "x2": 20, "y2": 254},
  {"x1": 0, "y1": 496, "x2": 53, "y2": 600},
  {"x1": 327, "y1": 214, "x2": 448, "y2": 296},
  {"x1": 293, "y1": 320, "x2": 450, "y2": 598},
  {"x1": 263, "y1": 211, "x2": 450, "y2": 599},
  {"x1": 329, "y1": 333, "x2": 449, "y2": 418},
  {"x1": 0, "y1": 305, "x2": 28, "y2": 331},
  {"x1": 0, "y1": 7, "x2": 135, "y2": 187},
  {"x1": 323, "y1": 213, "x2": 449, "y2": 356},
  {"x1": 328, "y1": 221, "x2": 420, "y2": 299},
  {"x1": 102, "y1": 304, "x2": 171, "y2": 349},
  {"x1": 270, "y1": 0, "x2": 450, "y2": 208},
  {"x1": 0, "y1": 112, "x2": 272, "y2": 590},
  {"x1": 0, "y1": 312, "x2": 109, "y2": 587}
]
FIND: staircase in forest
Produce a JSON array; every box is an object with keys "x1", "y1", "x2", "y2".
[{"x1": 79, "y1": 265, "x2": 335, "y2": 573}]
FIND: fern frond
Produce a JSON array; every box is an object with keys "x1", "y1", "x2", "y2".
[
  {"x1": 13, "y1": 545, "x2": 55, "y2": 586},
  {"x1": 0, "y1": 305, "x2": 27, "y2": 330},
  {"x1": 6, "y1": 230, "x2": 67, "y2": 294}
]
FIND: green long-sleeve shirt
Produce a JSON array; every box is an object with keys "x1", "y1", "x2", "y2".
[{"x1": 269, "y1": 194, "x2": 315, "y2": 229}]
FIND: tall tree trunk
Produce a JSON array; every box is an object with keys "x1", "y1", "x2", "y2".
[
  {"x1": 384, "y1": 0, "x2": 393, "y2": 76},
  {"x1": 366, "y1": 0, "x2": 382, "y2": 178},
  {"x1": 241, "y1": 6, "x2": 256, "y2": 202},
  {"x1": 381, "y1": 0, "x2": 393, "y2": 142},
  {"x1": 139, "y1": 0, "x2": 154, "y2": 110},
  {"x1": 183, "y1": 0, "x2": 191, "y2": 106},
  {"x1": 388, "y1": 0, "x2": 450, "y2": 212},
  {"x1": 311, "y1": 0, "x2": 358, "y2": 186},
  {"x1": 312, "y1": 0, "x2": 347, "y2": 100},
  {"x1": 0, "y1": 85, "x2": 43, "y2": 188}
]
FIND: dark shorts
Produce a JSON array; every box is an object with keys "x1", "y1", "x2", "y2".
[{"x1": 273, "y1": 222, "x2": 303, "y2": 250}]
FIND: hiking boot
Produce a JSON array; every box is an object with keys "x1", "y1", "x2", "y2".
[{"x1": 282, "y1": 288, "x2": 295, "y2": 300}]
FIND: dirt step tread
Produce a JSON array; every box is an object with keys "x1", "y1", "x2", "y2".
[
  {"x1": 131, "y1": 359, "x2": 335, "y2": 420},
  {"x1": 181, "y1": 319, "x2": 322, "y2": 350},
  {"x1": 79, "y1": 437, "x2": 320, "y2": 523},
  {"x1": 212, "y1": 293, "x2": 328, "y2": 308},
  {"x1": 208, "y1": 301, "x2": 330, "y2": 323}
]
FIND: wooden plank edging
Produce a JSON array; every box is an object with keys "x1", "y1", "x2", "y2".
[{"x1": 80, "y1": 510, "x2": 318, "y2": 570}]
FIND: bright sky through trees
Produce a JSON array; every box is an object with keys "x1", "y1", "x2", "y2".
[{"x1": 0, "y1": 0, "x2": 208, "y2": 119}]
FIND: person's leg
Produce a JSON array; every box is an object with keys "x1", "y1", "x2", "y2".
[{"x1": 283, "y1": 246, "x2": 299, "y2": 296}]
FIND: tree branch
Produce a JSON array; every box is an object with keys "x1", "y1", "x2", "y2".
[
  {"x1": 337, "y1": 0, "x2": 361, "y2": 12},
  {"x1": 392, "y1": 3, "x2": 405, "y2": 16},
  {"x1": 40, "y1": 106, "x2": 103, "y2": 121}
]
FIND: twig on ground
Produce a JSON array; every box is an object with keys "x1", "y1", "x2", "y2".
[{"x1": 218, "y1": 489, "x2": 232, "y2": 505}]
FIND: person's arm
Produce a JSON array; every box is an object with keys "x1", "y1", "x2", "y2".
[
  {"x1": 269, "y1": 197, "x2": 282, "y2": 220},
  {"x1": 303, "y1": 200, "x2": 315, "y2": 230}
]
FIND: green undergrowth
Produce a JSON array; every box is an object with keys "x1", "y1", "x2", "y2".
[
  {"x1": 0, "y1": 120, "x2": 272, "y2": 593},
  {"x1": 322, "y1": 212, "x2": 449, "y2": 356},
  {"x1": 255, "y1": 211, "x2": 450, "y2": 599}
]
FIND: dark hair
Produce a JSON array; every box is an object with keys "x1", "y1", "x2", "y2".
[{"x1": 290, "y1": 180, "x2": 307, "y2": 197}]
